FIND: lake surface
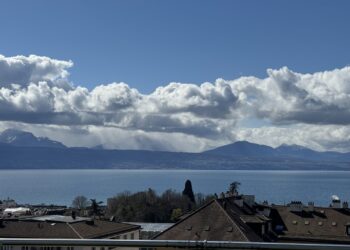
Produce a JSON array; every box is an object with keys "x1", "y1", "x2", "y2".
[{"x1": 0, "y1": 170, "x2": 349, "y2": 206}]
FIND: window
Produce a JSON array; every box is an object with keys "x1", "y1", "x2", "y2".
[
  {"x1": 130, "y1": 233, "x2": 134, "y2": 239},
  {"x1": 123, "y1": 234, "x2": 127, "y2": 239}
]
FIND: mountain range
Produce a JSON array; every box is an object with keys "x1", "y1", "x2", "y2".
[{"x1": 0, "y1": 129, "x2": 349, "y2": 170}]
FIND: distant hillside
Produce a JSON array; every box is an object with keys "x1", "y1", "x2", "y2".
[
  {"x1": 204, "y1": 141, "x2": 350, "y2": 162},
  {"x1": 0, "y1": 129, "x2": 350, "y2": 170},
  {"x1": 0, "y1": 129, "x2": 66, "y2": 148},
  {"x1": 204, "y1": 141, "x2": 275, "y2": 157},
  {"x1": 0, "y1": 144, "x2": 348, "y2": 170}
]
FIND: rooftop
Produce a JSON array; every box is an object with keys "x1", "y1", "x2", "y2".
[
  {"x1": 271, "y1": 205, "x2": 350, "y2": 243},
  {"x1": 0, "y1": 217, "x2": 140, "y2": 239},
  {"x1": 26, "y1": 215, "x2": 89, "y2": 223},
  {"x1": 125, "y1": 222, "x2": 174, "y2": 232},
  {"x1": 154, "y1": 197, "x2": 262, "y2": 242}
]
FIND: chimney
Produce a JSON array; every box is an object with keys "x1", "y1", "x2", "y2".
[
  {"x1": 222, "y1": 201, "x2": 227, "y2": 210},
  {"x1": 257, "y1": 201, "x2": 271, "y2": 217},
  {"x1": 267, "y1": 221, "x2": 272, "y2": 232},
  {"x1": 331, "y1": 195, "x2": 341, "y2": 209},
  {"x1": 71, "y1": 211, "x2": 76, "y2": 220},
  {"x1": 343, "y1": 202, "x2": 349, "y2": 209},
  {"x1": 261, "y1": 224, "x2": 266, "y2": 236},
  {"x1": 308, "y1": 202, "x2": 315, "y2": 212},
  {"x1": 242, "y1": 195, "x2": 255, "y2": 207},
  {"x1": 263, "y1": 207, "x2": 271, "y2": 217},
  {"x1": 86, "y1": 219, "x2": 94, "y2": 225},
  {"x1": 234, "y1": 197, "x2": 244, "y2": 207},
  {"x1": 346, "y1": 223, "x2": 350, "y2": 236},
  {"x1": 288, "y1": 201, "x2": 303, "y2": 212}
]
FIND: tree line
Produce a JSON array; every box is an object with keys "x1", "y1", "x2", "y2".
[
  {"x1": 72, "y1": 180, "x2": 215, "y2": 222},
  {"x1": 71, "y1": 180, "x2": 241, "y2": 223},
  {"x1": 107, "y1": 186, "x2": 214, "y2": 222}
]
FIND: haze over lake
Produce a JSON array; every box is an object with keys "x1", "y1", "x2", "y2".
[{"x1": 1, "y1": 170, "x2": 349, "y2": 206}]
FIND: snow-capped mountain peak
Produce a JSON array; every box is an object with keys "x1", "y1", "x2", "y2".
[{"x1": 0, "y1": 129, "x2": 66, "y2": 148}]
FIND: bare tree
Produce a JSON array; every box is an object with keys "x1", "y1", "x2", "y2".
[{"x1": 72, "y1": 195, "x2": 90, "y2": 209}]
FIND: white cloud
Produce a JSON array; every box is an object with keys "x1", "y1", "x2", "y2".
[
  {"x1": 235, "y1": 124, "x2": 350, "y2": 153},
  {"x1": 0, "y1": 55, "x2": 73, "y2": 89},
  {"x1": 229, "y1": 66, "x2": 350, "y2": 125},
  {"x1": 1, "y1": 54, "x2": 350, "y2": 152}
]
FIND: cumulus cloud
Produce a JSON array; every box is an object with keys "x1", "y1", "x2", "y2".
[
  {"x1": 2, "y1": 54, "x2": 350, "y2": 152},
  {"x1": 0, "y1": 56, "x2": 240, "y2": 139},
  {"x1": 228, "y1": 66, "x2": 350, "y2": 125},
  {"x1": 0, "y1": 55, "x2": 73, "y2": 89}
]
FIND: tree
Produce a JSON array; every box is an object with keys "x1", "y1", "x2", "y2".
[
  {"x1": 228, "y1": 181, "x2": 241, "y2": 195},
  {"x1": 71, "y1": 195, "x2": 89, "y2": 210},
  {"x1": 182, "y1": 180, "x2": 195, "y2": 203},
  {"x1": 106, "y1": 188, "x2": 214, "y2": 223},
  {"x1": 170, "y1": 208, "x2": 182, "y2": 222},
  {"x1": 90, "y1": 199, "x2": 103, "y2": 216}
]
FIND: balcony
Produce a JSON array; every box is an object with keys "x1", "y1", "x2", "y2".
[{"x1": 0, "y1": 239, "x2": 350, "y2": 250}]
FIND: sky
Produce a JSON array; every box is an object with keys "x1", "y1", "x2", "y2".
[{"x1": 1, "y1": 0, "x2": 350, "y2": 152}]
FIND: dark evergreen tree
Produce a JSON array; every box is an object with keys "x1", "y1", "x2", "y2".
[
  {"x1": 90, "y1": 199, "x2": 103, "y2": 216},
  {"x1": 228, "y1": 181, "x2": 241, "y2": 195},
  {"x1": 182, "y1": 179, "x2": 195, "y2": 203}
]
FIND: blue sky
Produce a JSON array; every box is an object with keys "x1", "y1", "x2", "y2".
[
  {"x1": 1, "y1": 0, "x2": 350, "y2": 152},
  {"x1": 1, "y1": 0, "x2": 350, "y2": 93}
]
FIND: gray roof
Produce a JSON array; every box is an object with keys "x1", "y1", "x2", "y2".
[
  {"x1": 26, "y1": 215, "x2": 90, "y2": 223},
  {"x1": 270, "y1": 205, "x2": 350, "y2": 243},
  {"x1": 125, "y1": 222, "x2": 174, "y2": 232},
  {"x1": 154, "y1": 199, "x2": 262, "y2": 242},
  {"x1": 0, "y1": 219, "x2": 140, "y2": 239}
]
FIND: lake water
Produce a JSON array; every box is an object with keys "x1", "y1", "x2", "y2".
[{"x1": 0, "y1": 170, "x2": 349, "y2": 207}]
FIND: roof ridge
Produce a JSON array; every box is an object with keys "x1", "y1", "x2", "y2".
[
  {"x1": 152, "y1": 199, "x2": 216, "y2": 239},
  {"x1": 215, "y1": 199, "x2": 262, "y2": 242},
  {"x1": 87, "y1": 226, "x2": 140, "y2": 239},
  {"x1": 67, "y1": 223, "x2": 83, "y2": 239},
  {"x1": 214, "y1": 199, "x2": 249, "y2": 241}
]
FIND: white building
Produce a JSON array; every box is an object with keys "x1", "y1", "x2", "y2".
[{"x1": 3, "y1": 207, "x2": 31, "y2": 217}]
